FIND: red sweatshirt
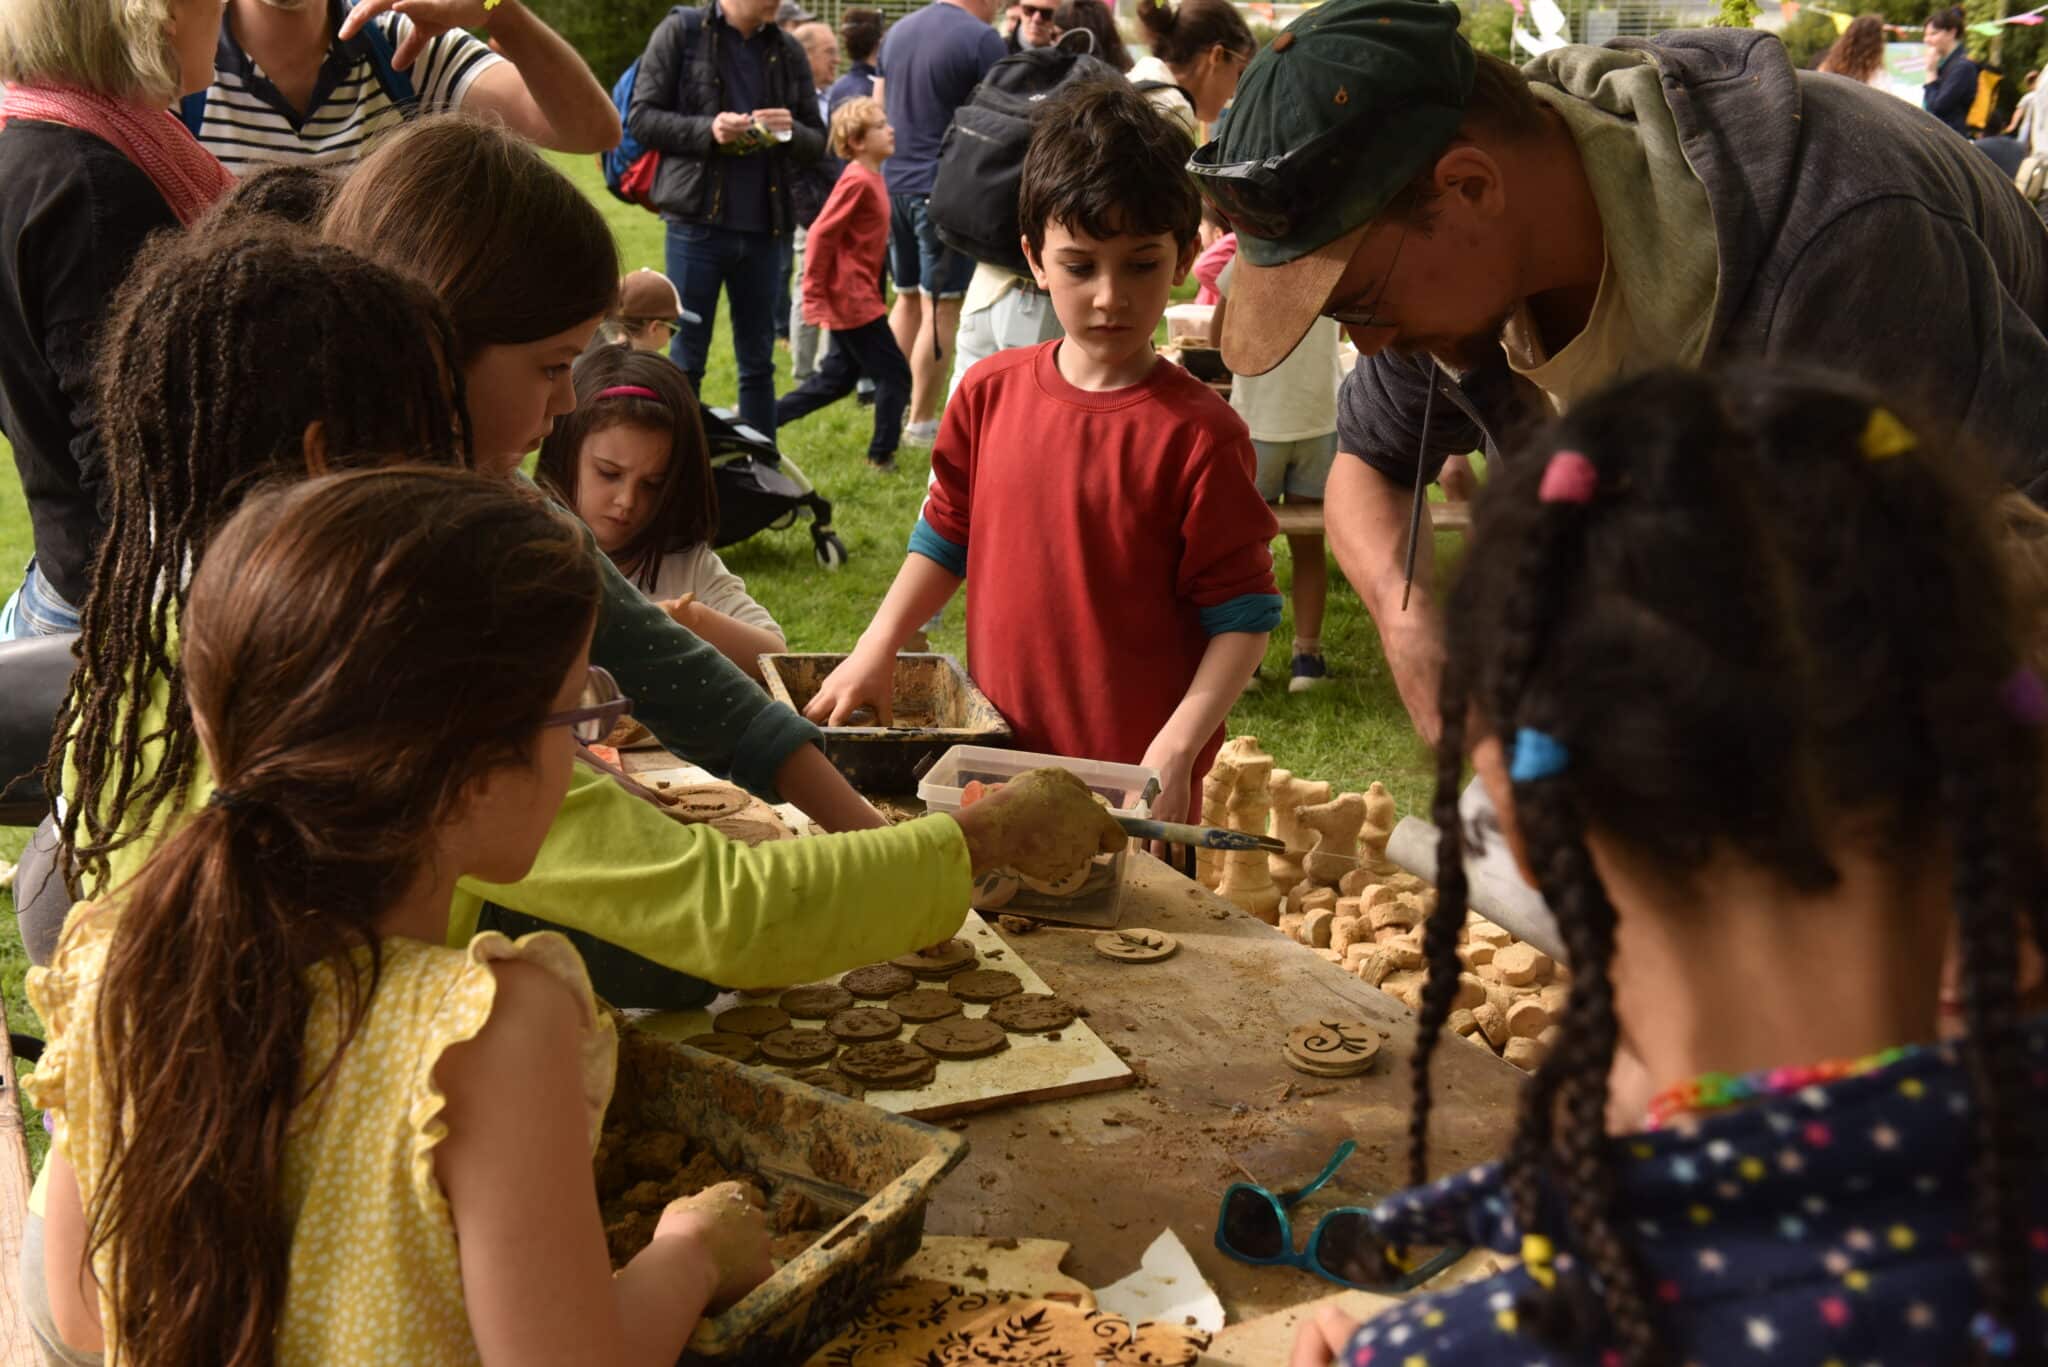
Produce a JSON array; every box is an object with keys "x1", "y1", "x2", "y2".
[
  {"x1": 913, "y1": 342, "x2": 1281, "y2": 819},
  {"x1": 801, "y1": 161, "x2": 889, "y2": 332}
]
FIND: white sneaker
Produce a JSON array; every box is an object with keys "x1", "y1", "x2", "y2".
[{"x1": 901, "y1": 419, "x2": 939, "y2": 447}]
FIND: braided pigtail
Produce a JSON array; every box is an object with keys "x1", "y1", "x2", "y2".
[{"x1": 1407, "y1": 656, "x2": 1473, "y2": 1189}]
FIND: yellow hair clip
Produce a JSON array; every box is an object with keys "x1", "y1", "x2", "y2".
[
  {"x1": 1861, "y1": 408, "x2": 1916, "y2": 462},
  {"x1": 1520, "y1": 1233, "x2": 1557, "y2": 1289},
  {"x1": 482, "y1": 0, "x2": 503, "y2": 9}
]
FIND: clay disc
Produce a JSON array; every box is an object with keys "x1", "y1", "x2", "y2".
[
  {"x1": 1093, "y1": 928, "x2": 1179, "y2": 963},
  {"x1": 986, "y1": 993, "x2": 1077, "y2": 1034},
  {"x1": 827, "y1": 1006, "x2": 904, "y2": 1042},
  {"x1": 658, "y1": 783, "x2": 748, "y2": 822},
  {"x1": 757, "y1": 1027, "x2": 839, "y2": 1067},
  {"x1": 913, "y1": 1016, "x2": 1011, "y2": 1060},
  {"x1": 842, "y1": 963, "x2": 917, "y2": 999},
  {"x1": 837, "y1": 1039, "x2": 936, "y2": 1087},
  {"x1": 712, "y1": 1004, "x2": 791, "y2": 1038},
  {"x1": 949, "y1": 969, "x2": 1023, "y2": 1003},
  {"x1": 682, "y1": 1031, "x2": 758, "y2": 1063},
  {"x1": 791, "y1": 1067, "x2": 864, "y2": 1100},
  {"x1": 891, "y1": 938, "x2": 978, "y2": 978},
  {"x1": 889, "y1": 988, "x2": 965, "y2": 1023},
  {"x1": 1283, "y1": 1020, "x2": 1382, "y2": 1077},
  {"x1": 780, "y1": 984, "x2": 855, "y2": 1019}
]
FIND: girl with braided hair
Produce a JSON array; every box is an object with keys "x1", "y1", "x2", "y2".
[{"x1": 1293, "y1": 367, "x2": 2047, "y2": 1366}]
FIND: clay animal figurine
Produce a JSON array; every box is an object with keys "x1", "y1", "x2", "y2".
[
  {"x1": 1266, "y1": 768, "x2": 1332, "y2": 897},
  {"x1": 1296, "y1": 790, "x2": 1367, "y2": 885}
]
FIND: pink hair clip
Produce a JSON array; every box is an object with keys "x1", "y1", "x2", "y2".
[
  {"x1": 1537, "y1": 449, "x2": 1598, "y2": 505},
  {"x1": 2001, "y1": 666, "x2": 2048, "y2": 727},
  {"x1": 595, "y1": 385, "x2": 663, "y2": 403}
]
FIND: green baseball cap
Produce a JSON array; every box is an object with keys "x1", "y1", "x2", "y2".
[{"x1": 1194, "y1": 0, "x2": 1474, "y2": 374}]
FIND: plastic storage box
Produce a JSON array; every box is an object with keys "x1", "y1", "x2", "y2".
[{"x1": 919, "y1": 745, "x2": 1159, "y2": 928}]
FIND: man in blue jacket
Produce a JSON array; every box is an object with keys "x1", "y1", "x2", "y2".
[
  {"x1": 1198, "y1": 0, "x2": 2048, "y2": 741},
  {"x1": 1923, "y1": 6, "x2": 1981, "y2": 136}
]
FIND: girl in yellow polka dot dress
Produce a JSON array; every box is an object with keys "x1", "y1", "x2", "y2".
[{"x1": 28, "y1": 468, "x2": 773, "y2": 1365}]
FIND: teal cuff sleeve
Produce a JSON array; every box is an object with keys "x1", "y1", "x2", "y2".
[
  {"x1": 1201, "y1": 593, "x2": 1284, "y2": 635},
  {"x1": 908, "y1": 518, "x2": 968, "y2": 578}
]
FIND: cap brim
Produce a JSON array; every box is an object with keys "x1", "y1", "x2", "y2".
[{"x1": 1219, "y1": 221, "x2": 1370, "y2": 376}]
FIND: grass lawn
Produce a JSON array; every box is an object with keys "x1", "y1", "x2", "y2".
[{"x1": 0, "y1": 151, "x2": 1464, "y2": 1167}]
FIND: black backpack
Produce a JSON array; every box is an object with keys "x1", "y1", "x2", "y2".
[{"x1": 927, "y1": 44, "x2": 1123, "y2": 277}]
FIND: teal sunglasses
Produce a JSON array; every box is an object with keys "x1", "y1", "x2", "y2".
[{"x1": 1213, "y1": 1140, "x2": 1465, "y2": 1290}]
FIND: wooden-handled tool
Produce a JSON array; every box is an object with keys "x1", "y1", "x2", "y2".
[{"x1": 1114, "y1": 816, "x2": 1288, "y2": 855}]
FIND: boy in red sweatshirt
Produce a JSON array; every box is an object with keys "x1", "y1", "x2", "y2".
[
  {"x1": 807, "y1": 80, "x2": 1280, "y2": 823},
  {"x1": 775, "y1": 97, "x2": 910, "y2": 472}
]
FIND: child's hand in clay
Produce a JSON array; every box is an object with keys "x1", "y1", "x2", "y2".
[
  {"x1": 654, "y1": 1181, "x2": 773, "y2": 1308},
  {"x1": 952, "y1": 767, "x2": 1127, "y2": 880},
  {"x1": 804, "y1": 644, "x2": 897, "y2": 727}
]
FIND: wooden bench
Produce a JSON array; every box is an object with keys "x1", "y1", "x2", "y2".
[{"x1": 1270, "y1": 498, "x2": 1473, "y2": 537}]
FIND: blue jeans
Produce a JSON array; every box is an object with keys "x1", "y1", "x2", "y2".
[
  {"x1": 887, "y1": 193, "x2": 975, "y2": 300},
  {"x1": 775, "y1": 316, "x2": 910, "y2": 464},
  {"x1": 665, "y1": 220, "x2": 781, "y2": 439},
  {"x1": 0, "y1": 559, "x2": 80, "y2": 640}
]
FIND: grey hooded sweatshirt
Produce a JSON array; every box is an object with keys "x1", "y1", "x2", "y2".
[{"x1": 1337, "y1": 29, "x2": 2048, "y2": 498}]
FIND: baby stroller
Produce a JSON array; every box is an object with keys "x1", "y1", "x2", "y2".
[{"x1": 703, "y1": 407, "x2": 847, "y2": 569}]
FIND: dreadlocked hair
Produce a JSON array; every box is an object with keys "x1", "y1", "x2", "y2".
[
  {"x1": 75, "y1": 466, "x2": 599, "y2": 1366},
  {"x1": 50, "y1": 221, "x2": 473, "y2": 899}
]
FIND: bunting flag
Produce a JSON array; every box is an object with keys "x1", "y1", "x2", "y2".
[{"x1": 1785, "y1": 0, "x2": 2048, "y2": 30}]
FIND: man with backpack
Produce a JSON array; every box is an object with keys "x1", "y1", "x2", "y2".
[
  {"x1": 188, "y1": 0, "x2": 619, "y2": 175},
  {"x1": 629, "y1": 0, "x2": 828, "y2": 440},
  {"x1": 876, "y1": 0, "x2": 1009, "y2": 445}
]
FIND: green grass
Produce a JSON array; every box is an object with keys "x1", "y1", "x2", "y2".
[{"x1": 0, "y1": 152, "x2": 1462, "y2": 1171}]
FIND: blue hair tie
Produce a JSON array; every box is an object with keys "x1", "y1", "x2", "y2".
[
  {"x1": 1509, "y1": 728, "x2": 1569, "y2": 783},
  {"x1": 1971, "y1": 1311, "x2": 2016, "y2": 1358}
]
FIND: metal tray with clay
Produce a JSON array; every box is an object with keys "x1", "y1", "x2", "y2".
[{"x1": 759, "y1": 652, "x2": 1012, "y2": 796}]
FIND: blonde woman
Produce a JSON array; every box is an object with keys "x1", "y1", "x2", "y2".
[{"x1": 0, "y1": 0, "x2": 232, "y2": 639}]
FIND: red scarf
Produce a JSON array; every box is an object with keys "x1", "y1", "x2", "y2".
[{"x1": 0, "y1": 82, "x2": 234, "y2": 225}]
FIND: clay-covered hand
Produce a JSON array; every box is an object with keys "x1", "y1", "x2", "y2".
[
  {"x1": 802, "y1": 645, "x2": 896, "y2": 727},
  {"x1": 653, "y1": 1181, "x2": 773, "y2": 1309},
  {"x1": 952, "y1": 767, "x2": 1127, "y2": 881}
]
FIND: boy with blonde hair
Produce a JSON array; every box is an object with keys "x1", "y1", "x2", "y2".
[
  {"x1": 809, "y1": 80, "x2": 1280, "y2": 822},
  {"x1": 775, "y1": 97, "x2": 911, "y2": 471}
]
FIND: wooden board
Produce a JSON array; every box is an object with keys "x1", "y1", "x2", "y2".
[
  {"x1": 0, "y1": 993, "x2": 39, "y2": 1367},
  {"x1": 1270, "y1": 500, "x2": 1471, "y2": 537},
  {"x1": 633, "y1": 913, "x2": 1135, "y2": 1123}
]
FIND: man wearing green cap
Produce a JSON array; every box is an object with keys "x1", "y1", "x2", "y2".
[{"x1": 1193, "y1": 0, "x2": 2048, "y2": 739}]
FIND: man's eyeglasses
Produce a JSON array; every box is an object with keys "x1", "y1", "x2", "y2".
[
  {"x1": 1320, "y1": 227, "x2": 1406, "y2": 331},
  {"x1": 1020, "y1": 4, "x2": 1057, "y2": 19},
  {"x1": 1213, "y1": 1140, "x2": 1465, "y2": 1290},
  {"x1": 544, "y1": 666, "x2": 634, "y2": 745}
]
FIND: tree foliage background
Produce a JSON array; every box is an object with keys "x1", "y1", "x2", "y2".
[{"x1": 526, "y1": 0, "x2": 680, "y2": 85}]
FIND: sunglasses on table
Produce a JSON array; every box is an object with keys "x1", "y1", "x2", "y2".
[
  {"x1": 544, "y1": 666, "x2": 634, "y2": 745},
  {"x1": 1214, "y1": 1140, "x2": 1466, "y2": 1291}
]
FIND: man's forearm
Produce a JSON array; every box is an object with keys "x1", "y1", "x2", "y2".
[
  {"x1": 485, "y1": 0, "x2": 622, "y2": 151},
  {"x1": 1326, "y1": 454, "x2": 1447, "y2": 742}
]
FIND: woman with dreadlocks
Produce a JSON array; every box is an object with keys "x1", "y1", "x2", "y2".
[{"x1": 1291, "y1": 368, "x2": 2047, "y2": 1365}]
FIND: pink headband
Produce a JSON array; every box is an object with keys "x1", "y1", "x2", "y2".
[{"x1": 595, "y1": 385, "x2": 663, "y2": 403}]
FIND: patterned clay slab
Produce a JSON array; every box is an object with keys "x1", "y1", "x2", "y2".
[{"x1": 1283, "y1": 1020, "x2": 1382, "y2": 1077}]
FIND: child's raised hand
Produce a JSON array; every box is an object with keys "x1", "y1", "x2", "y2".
[
  {"x1": 803, "y1": 646, "x2": 897, "y2": 727},
  {"x1": 654, "y1": 1182, "x2": 773, "y2": 1309},
  {"x1": 951, "y1": 767, "x2": 1128, "y2": 881}
]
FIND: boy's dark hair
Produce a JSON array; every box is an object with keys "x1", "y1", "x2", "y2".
[
  {"x1": 1409, "y1": 366, "x2": 2044, "y2": 1365},
  {"x1": 52, "y1": 222, "x2": 472, "y2": 898},
  {"x1": 536, "y1": 348, "x2": 718, "y2": 593},
  {"x1": 1018, "y1": 78, "x2": 1201, "y2": 258},
  {"x1": 1054, "y1": 0, "x2": 1133, "y2": 72},
  {"x1": 1930, "y1": 6, "x2": 1966, "y2": 35},
  {"x1": 840, "y1": 6, "x2": 883, "y2": 62},
  {"x1": 198, "y1": 163, "x2": 340, "y2": 232}
]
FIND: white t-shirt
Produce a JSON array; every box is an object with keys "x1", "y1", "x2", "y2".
[
  {"x1": 1216, "y1": 258, "x2": 1341, "y2": 442},
  {"x1": 195, "y1": 14, "x2": 504, "y2": 174},
  {"x1": 647, "y1": 543, "x2": 784, "y2": 637}
]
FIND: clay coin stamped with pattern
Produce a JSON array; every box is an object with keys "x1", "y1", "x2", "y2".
[
  {"x1": 1093, "y1": 928, "x2": 1179, "y2": 963},
  {"x1": 780, "y1": 984, "x2": 855, "y2": 1019},
  {"x1": 682, "y1": 1032, "x2": 759, "y2": 1063},
  {"x1": 949, "y1": 969, "x2": 1023, "y2": 1003},
  {"x1": 842, "y1": 963, "x2": 917, "y2": 999},
  {"x1": 986, "y1": 993, "x2": 1077, "y2": 1034},
  {"x1": 837, "y1": 1039, "x2": 937, "y2": 1087},
  {"x1": 913, "y1": 1016, "x2": 1011, "y2": 1060},
  {"x1": 827, "y1": 1007, "x2": 904, "y2": 1042},
  {"x1": 758, "y1": 1028, "x2": 840, "y2": 1067},
  {"x1": 712, "y1": 1004, "x2": 792, "y2": 1038},
  {"x1": 891, "y1": 938, "x2": 978, "y2": 978},
  {"x1": 791, "y1": 1066, "x2": 864, "y2": 1099},
  {"x1": 1283, "y1": 1020, "x2": 1381, "y2": 1077},
  {"x1": 889, "y1": 988, "x2": 965, "y2": 1023}
]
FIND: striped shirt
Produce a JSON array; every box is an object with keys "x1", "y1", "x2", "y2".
[{"x1": 194, "y1": 11, "x2": 504, "y2": 175}]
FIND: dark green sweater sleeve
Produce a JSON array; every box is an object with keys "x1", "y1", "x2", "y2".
[{"x1": 585, "y1": 528, "x2": 822, "y2": 801}]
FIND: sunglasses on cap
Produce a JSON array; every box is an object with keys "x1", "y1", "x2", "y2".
[
  {"x1": 1188, "y1": 116, "x2": 1364, "y2": 241},
  {"x1": 1213, "y1": 1140, "x2": 1466, "y2": 1290},
  {"x1": 544, "y1": 666, "x2": 634, "y2": 745}
]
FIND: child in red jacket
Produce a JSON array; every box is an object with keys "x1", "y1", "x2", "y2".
[{"x1": 774, "y1": 97, "x2": 910, "y2": 473}]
